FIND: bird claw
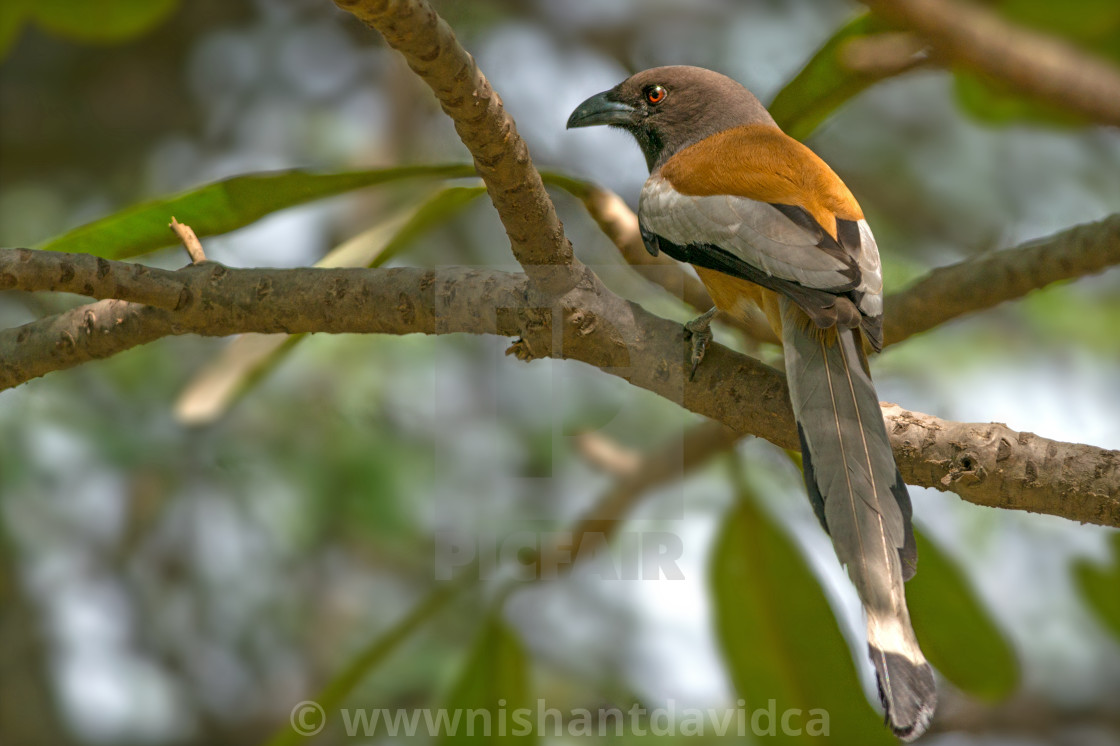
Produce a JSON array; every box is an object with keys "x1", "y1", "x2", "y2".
[{"x1": 684, "y1": 306, "x2": 717, "y2": 380}]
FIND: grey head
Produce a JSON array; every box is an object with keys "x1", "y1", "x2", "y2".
[{"x1": 566, "y1": 65, "x2": 776, "y2": 171}]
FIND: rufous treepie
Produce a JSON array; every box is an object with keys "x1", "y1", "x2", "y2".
[{"x1": 568, "y1": 66, "x2": 937, "y2": 741}]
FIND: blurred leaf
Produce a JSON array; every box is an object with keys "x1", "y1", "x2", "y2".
[
  {"x1": 37, "y1": 164, "x2": 478, "y2": 258},
  {"x1": 438, "y1": 610, "x2": 537, "y2": 744},
  {"x1": 769, "y1": 14, "x2": 904, "y2": 140},
  {"x1": 1019, "y1": 279, "x2": 1120, "y2": 355},
  {"x1": 266, "y1": 581, "x2": 468, "y2": 746},
  {"x1": 1074, "y1": 531, "x2": 1120, "y2": 643},
  {"x1": 28, "y1": 0, "x2": 178, "y2": 45},
  {"x1": 998, "y1": 0, "x2": 1120, "y2": 56},
  {"x1": 174, "y1": 333, "x2": 302, "y2": 427},
  {"x1": 710, "y1": 474, "x2": 895, "y2": 744},
  {"x1": 0, "y1": 0, "x2": 29, "y2": 58},
  {"x1": 173, "y1": 186, "x2": 487, "y2": 425},
  {"x1": 953, "y1": 72, "x2": 1087, "y2": 127},
  {"x1": 907, "y1": 529, "x2": 1019, "y2": 701},
  {"x1": 538, "y1": 171, "x2": 596, "y2": 200}
]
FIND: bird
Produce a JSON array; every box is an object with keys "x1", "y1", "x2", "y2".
[{"x1": 567, "y1": 65, "x2": 937, "y2": 740}]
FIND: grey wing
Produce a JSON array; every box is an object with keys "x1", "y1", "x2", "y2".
[{"x1": 639, "y1": 174, "x2": 860, "y2": 292}]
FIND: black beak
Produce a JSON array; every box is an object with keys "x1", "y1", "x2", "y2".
[{"x1": 566, "y1": 90, "x2": 636, "y2": 129}]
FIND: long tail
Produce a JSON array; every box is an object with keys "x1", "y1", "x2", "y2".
[{"x1": 780, "y1": 297, "x2": 936, "y2": 741}]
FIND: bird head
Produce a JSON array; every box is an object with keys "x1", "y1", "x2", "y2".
[{"x1": 566, "y1": 65, "x2": 775, "y2": 171}]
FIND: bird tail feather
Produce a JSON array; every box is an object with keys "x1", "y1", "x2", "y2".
[{"x1": 780, "y1": 297, "x2": 936, "y2": 741}]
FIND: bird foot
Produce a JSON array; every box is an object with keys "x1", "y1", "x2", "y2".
[{"x1": 684, "y1": 306, "x2": 717, "y2": 380}]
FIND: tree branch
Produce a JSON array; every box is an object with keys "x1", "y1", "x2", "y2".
[
  {"x1": 0, "y1": 259, "x2": 530, "y2": 388},
  {"x1": 861, "y1": 0, "x2": 1120, "y2": 127},
  {"x1": 2, "y1": 249, "x2": 1116, "y2": 526},
  {"x1": 0, "y1": 248, "x2": 191, "y2": 310},
  {"x1": 884, "y1": 214, "x2": 1120, "y2": 345},
  {"x1": 333, "y1": 0, "x2": 581, "y2": 294},
  {"x1": 884, "y1": 405, "x2": 1119, "y2": 525}
]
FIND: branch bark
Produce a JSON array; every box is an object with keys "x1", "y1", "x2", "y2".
[
  {"x1": 2, "y1": 249, "x2": 1117, "y2": 527},
  {"x1": 861, "y1": 0, "x2": 1120, "y2": 127},
  {"x1": 883, "y1": 214, "x2": 1120, "y2": 345},
  {"x1": 333, "y1": 0, "x2": 581, "y2": 294}
]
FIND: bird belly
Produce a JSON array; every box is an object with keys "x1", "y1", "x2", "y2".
[{"x1": 693, "y1": 266, "x2": 784, "y2": 337}]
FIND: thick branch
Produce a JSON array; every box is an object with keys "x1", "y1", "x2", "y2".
[
  {"x1": 884, "y1": 405, "x2": 1118, "y2": 525},
  {"x1": 861, "y1": 0, "x2": 1120, "y2": 127},
  {"x1": 0, "y1": 261, "x2": 529, "y2": 388},
  {"x1": 0, "y1": 248, "x2": 191, "y2": 310},
  {"x1": 884, "y1": 214, "x2": 1120, "y2": 345},
  {"x1": 1, "y1": 250, "x2": 1116, "y2": 526},
  {"x1": 333, "y1": 0, "x2": 578, "y2": 293}
]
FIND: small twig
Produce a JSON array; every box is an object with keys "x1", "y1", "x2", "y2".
[
  {"x1": 574, "y1": 431, "x2": 642, "y2": 477},
  {"x1": 169, "y1": 217, "x2": 207, "y2": 264},
  {"x1": 530, "y1": 420, "x2": 741, "y2": 578},
  {"x1": 840, "y1": 32, "x2": 933, "y2": 76},
  {"x1": 883, "y1": 214, "x2": 1120, "y2": 346}
]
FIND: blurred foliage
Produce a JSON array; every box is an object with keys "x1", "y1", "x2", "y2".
[
  {"x1": 1074, "y1": 531, "x2": 1120, "y2": 643},
  {"x1": 710, "y1": 466, "x2": 895, "y2": 745},
  {"x1": 768, "y1": 14, "x2": 897, "y2": 140},
  {"x1": 267, "y1": 582, "x2": 466, "y2": 746},
  {"x1": 0, "y1": 0, "x2": 179, "y2": 57},
  {"x1": 437, "y1": 610, "x2": 537, "y2": 744},
  {"x1": 770, "y1": 0, "x2": 1120, "y2": 132},
  {"x1": 908, "y1": 530, "x2": 1020, "y2": 701}
]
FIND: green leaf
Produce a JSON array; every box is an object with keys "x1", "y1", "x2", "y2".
[
  {"x1": 266, "y1": 581, "x2": 468, "y2": 746},
  {"x1": 31, "y1": 0, "x2": 179, "y2": 44},
  {"x1": 437, "y1": 611, "x2": 537, "y2": 744},
  {"x1": 173, "y1": 186, "x2": 487, "y2": 425},
  {"x1": 907, "y1": 529, "x2": 1019, "y2": 701},
  {"x1": 952, "y1": 72, "x2": 1087, "y2": 127},
  {"x1": 0, "y1": 0, "x2": 29, "y2": 58},
  {"x1": 538, "y1": 170, "x2": 596, "y2": 200},
  {"x1": 710, "y1": 476, "x2": 895, "y2": 744},
  {"x1": 769, "y1": 14, "x2": 902, "y2": 140},
  {"x1": 37, "y1": 164, "x2": 479, "y2": 259},
  {"x1": 1074, "y1": 531, "x2": 1120, "y2": 643},
  {"x1": 997, "y1": 0, "x2": 1120, "y2": 60}
]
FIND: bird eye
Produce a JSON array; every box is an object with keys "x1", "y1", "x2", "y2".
[{"x1": 645, "y1": 85, "x2": 667, "y2": 105}]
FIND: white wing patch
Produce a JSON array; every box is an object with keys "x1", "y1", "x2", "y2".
[
  {"x1": 855, "y1": 219, "x2": 884, "y2": 318},
  {"x1": 639, "y1": 174, "x2": 856, "y2": 291}
]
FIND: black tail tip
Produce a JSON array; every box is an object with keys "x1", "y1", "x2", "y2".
[{"x1": 869, "y1": 647, "x2": 937, "y2": 741}]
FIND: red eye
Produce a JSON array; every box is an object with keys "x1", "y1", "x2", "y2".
[{"x1": 645, "y1": 85, "x2": 667, "y2": 104}]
